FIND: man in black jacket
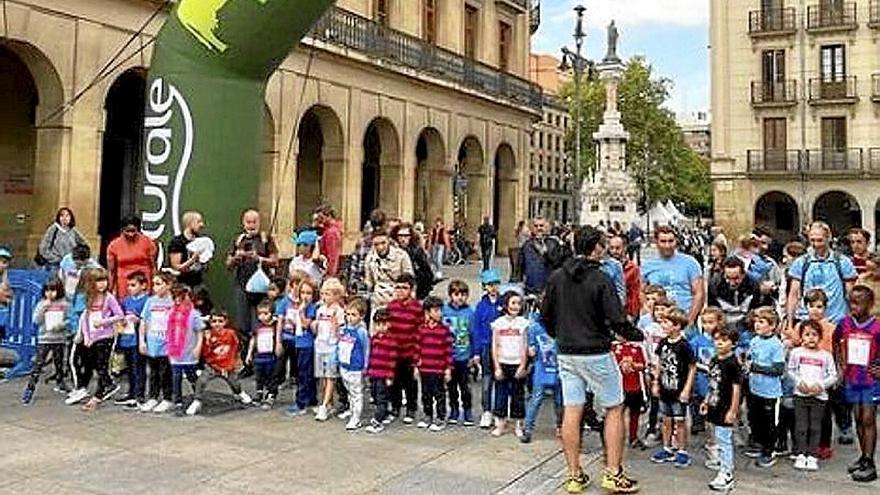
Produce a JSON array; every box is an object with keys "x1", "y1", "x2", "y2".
[
  {"x1": 542, "y1": 225, "x2": 642, "y2": 494},
  {"x1": 477, "y1": 216, "x2": 496, "y2": 272},
  {"x1": 708, "y1": 256, "x2": 771, "y2": 333}
]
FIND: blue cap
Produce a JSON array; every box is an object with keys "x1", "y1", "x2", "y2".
[
  {"x1": 0, "y1": 247, "x2": 11, "y2": 260},
  {"x1": 293, "y1": 229, "x2": 318, "y2": 247},
  {"x1": 480, "y1": 268, "x2": 501, "y2": 285}
]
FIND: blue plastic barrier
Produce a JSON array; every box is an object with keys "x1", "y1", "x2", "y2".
[{"x1": 1, "y1": 269, "x2": 49, "y2": 378}]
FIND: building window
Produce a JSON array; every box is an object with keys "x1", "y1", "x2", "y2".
[
  {"x1": 423, "y1": 0, "x2": 437, "y2": 44},
  {"x1": 762, "y1": 117, "x2": 787, "y2": 171},
  {"x1": 610, "y1": 204, "x2": 626, "y2": 212},
  {"x1": 498, "y1": 21, "x2": 512, "y2": 71},
  {"x1": 538, "y1": 177, "x2": 543, "y2": 189},
  {"x1": 820, "y1": 44, "x2": 846, "y2": 81},
  {"x1": 761, "y1": 49, "x2": 785, "y2": 101},
  {"x1": 821, "y1": 116, "x2": 847, "y2": 169},
  {"x1": 374, "y1": 0, "x2": 390, "y2": 26},
  {"x1": 538, "y1": 133, "x2": 543, "y2": 149},
  {"x1": 465, "y1": 5, "x2": 479, "y2": 59}
]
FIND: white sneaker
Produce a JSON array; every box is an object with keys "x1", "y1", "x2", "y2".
[
  {"x1": 64, "y1": 388, "x2": 89, "y2": 406},
  {"x1": 794, "y1": 454, "x2": 807, "y2": 470},
  {"x1": 345, "y1": 418, "x2": 362, "y2": 431},
  {"x1": 315, "y1": 405, "x2": 329, "y2": 421},
  {"x1": 139, "y1": 398, "x2": 158, "y2": 413},
  {"x1": 805, "y1": 456, "x2": 819, "y2": 471},
  {"x1": 185, "y1": 400, "x2": 202, "y2": 416},
  {"x1": 152, "y1": 400, "x2": 173, "y2": 414},
  {"x1": 479, "y1": 411, "x2": 493, "y2": 429},
  {"x1": 428, "y1": 422, "x2": 446, "y2": 432},
  {"x1": 417, "y1": 420, "x2": 430, "y2": 429},
  {"x1": 238, "y1": 391, "x2": 253, "y2": 405},
  {"x1": 337, "y1": 410, "x2": 353, "y2": 420},
  {"x1": 708, "y1": 470, "x2": 734, "y2": 491},
  {"x1": 365, "y1": 421, "x2": 385, "y2": 434}
]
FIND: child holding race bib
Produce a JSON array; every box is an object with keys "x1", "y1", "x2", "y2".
[
  {"x1": 22, "y1": 279, "x2": 70, "y2": 404},
  {"x1": 312, "y1": 277, "x2": 346, "y2": 422},
  {"x1": 281, "y1": 277, "x2": 318, "y2": 416},
  {"x1": 138, "y1": 272, "x2": 175, "y2": 413},
  {"x1": 246, "y1": 300, "x2": 279, "y2": 410}
]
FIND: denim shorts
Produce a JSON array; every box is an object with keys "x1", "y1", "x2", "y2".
[
  {"x1": 558, "y1": 353, "x2": 624, "y2": 409},
  {"x1": 844, "y1": 383, "x2": 880, "y2": 406},
  {"x1": 658, "y1": 399, "x2": 687, "y2": 419}
]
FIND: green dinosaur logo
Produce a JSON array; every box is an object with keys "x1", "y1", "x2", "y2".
[{"x1": 177, "y1": 0, "x2": 269, "y2": 53}]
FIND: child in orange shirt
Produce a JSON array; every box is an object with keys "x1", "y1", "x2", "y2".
[{"x1": 189, "y1": 310, "x2": 253, "y2": 415}]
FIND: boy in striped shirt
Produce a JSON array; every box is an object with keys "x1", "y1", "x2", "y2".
[
  {"x1": 416, "y1": 296, "x2": 454, "y2": 431},
  {"x1": 386, "y1": 274, "x2": 423, "y2": 424},
  {"x1": 365, "y1": 309, "x2": 397, "y2": 434}
]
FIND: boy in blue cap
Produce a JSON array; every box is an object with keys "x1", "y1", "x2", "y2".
[
  {"x1": 287, "y1": 229, "x2": 324, "y2": 285},
  {"x1": 474, "y1": 268, "x2": 504, "y2": 428}
]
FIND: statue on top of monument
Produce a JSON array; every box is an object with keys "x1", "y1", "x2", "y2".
[{"x1": 604, "y1": 20, "x2": 620, "y2": 63}]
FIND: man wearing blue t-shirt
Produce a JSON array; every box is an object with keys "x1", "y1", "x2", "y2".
[
  {"x1": 641, "y1": 226, "x2": 705, "y2": 328},
  {"x1": 785, "y1": 221, "x2": 857, "y2": 328}
]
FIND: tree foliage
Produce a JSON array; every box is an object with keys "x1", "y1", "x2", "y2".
[{"x1": 560, "y1": 56, "x2": 712, "y2": 215}]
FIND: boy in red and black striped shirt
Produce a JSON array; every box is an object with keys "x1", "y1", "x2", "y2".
[
  {"x1": 386, "y1": 274, "x2": 423, "y2": 423},
  {"x1": 365, "y1": 309, "x2": 397, "y2": 434},
  {"x1": 416, "y1": 296, "x2": 454, "y2": 430}
]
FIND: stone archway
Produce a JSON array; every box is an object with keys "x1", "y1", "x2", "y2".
[
  {"x1": 414, "y1": 127, "x2": 448, "y2": 225},
  {"x1": 361, "y1": 117, "x2": 401, "y2": 227},
  {"x1": 296, "y1": 105, "x2": 345, "y2": 227},
  {"x1": 99, "y1": 67, "x2": 147, "y2": 258},
  {"x1": 493, "y1": 143, "x2": 518, "y2": 253},
  {"x1": 0, "y1": 40, "x2": 65, "y2": 263},
  {"x1": 813, "y1": 190, "x2": 862, "y2": 239},
  {"x1": 754, "y1": 191, "x2": 799, "y2": 242},
  {"x1": 258, "y1": 104, "x2": 278, "y2": 223},
  {"x1": 457, "y1": 136, "x2": 487, "y2": 238}
]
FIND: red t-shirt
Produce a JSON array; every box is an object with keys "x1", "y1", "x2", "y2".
[
  {"x1": 107, "y1": 234, "x2": 157, "y2": 297},
  {"x1": 613, "y1": 341, "x2": 646, "y2": 393},
  {"x1": 203, "y1": 328, "x2": 240, "y2": 372}
]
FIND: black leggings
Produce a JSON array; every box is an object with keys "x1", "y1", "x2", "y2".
[
  {"x1": 27, "y1": 343, "x2": 66, "y2": 390},
  {"x1": 794, "y1": 396, "x2": 825, "y2": 456},
  {"x1": 748, "y1": 394, "x2": 778, "y2": 456},
  {"x1": 144, "y1": 355, "x2": 172, "y2": 401},
  {"x1": 494, "y1": 364, "x2": 525, "y2": 420},
  {"x1": 80, "y1": 339, "x2": 114, "y2": 399}
]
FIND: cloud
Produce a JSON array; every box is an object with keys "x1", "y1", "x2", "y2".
[{"x1": 541, "y1": 0, "x2": 708, "y2": 29}]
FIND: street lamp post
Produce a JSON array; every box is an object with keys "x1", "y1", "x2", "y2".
[{"x1": 560, "y1": 5, "x2": 586, "y2": 224}]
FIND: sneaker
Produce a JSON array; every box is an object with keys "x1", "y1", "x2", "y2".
[
  {"x1": 114, "y1": 395, "x2": 133, "y2": 406},
  {"x1": 520, "y1": 431, "x2": 533, "y2": 444},
  {"x1": 852, "y1": 460, "x2": 878, "y2": 483},
  {"x1": 21, "y1": 387, "x2": 34, "y2": 405},
  {"x1": 674, "y1": 451, "x2": 692, "y2": 468},
  {"x1": 364, "y1": 420, "x2": 385, "y2": 434},
  {"x1": 804, "y1": 456, "x2": 818, "y2": 471},
  {"x1": 152, "y1": 400, "x2": 173, "y2": 414},
  {"x1": 428, "y1": 421, "x2": 446, "y2": 432},
  {"x1": 382, "y1": 414, "x2": 397, "y2": 425},
  {"x1": 708, "y1": 470, "x2": 734, "y2": 492},
  {"x1": 644, "y1": 431, "x2": 660, "y2": 447},
  {"x1": 315, "y1": 405, "x2": 329, "y2": 421},
  {"x1": 186, "y1": 400, "x2": 202, "y2": 416},
  {"x1": 53, "y1": 383, "x2": 70, "y2": 394},
  {"x1": 848, "y1": 456, "x2": 870, "y2": 474},
  {"x1": 448, "y1": 409, "x2": 460, "y2": 425},
  {"x1": 651, "y1": 448, "x2": 676, "y2": 464},
  {"x1": 704, "y1": 458, "x2": 721, "y2": 471},
  {"x1": 479, "y1": 411, "x2": 493, "y2": 429},
  {"x1": 462, "y1": 410, "x2": 475, "y2": 427},
  {"x1": 599, "y1": 467, "x2": 639, "y2": 494},
  {"x1": 261, "y1": 394, "x2": 275, "y2": 411},
  {"x1": 417, "y1": 419, "x2": 431, "y2": 429},
  {"x1": 402, "y1": 414, "x2": 415, "y2": 425},
  {"x1": 286, "y1": 404, "x2": 307, "y2": 416},
  {"x1": 793, "y1": 454, "x2": 807, "y2": 470},
  {"x1": 564, "y1": 473, "x2": 591, "y2": 494},
  {"x1": 755, "y1": 453, "x2": 777, "y2": 468},
  {"x1": 238, "y1": 391, "x2": 253, "y2": 405},
  {"x1": 99, "y1": 383, "x2": 121, "y2": 402},
  {"x1": 345, "y1": 418, "x2": 362, "y2": 431},
  {"x1": 173, "y1": 403, "x2": 186, "y2": 417},
  {"x1": 838, "y1": 428, "x2": 855, "y2": 445},
  {"x1": 337, "y1": 409, "x2": 353, "y2": 420},
  {"x1": 629, "y1": 439, "x2": 647, "y2": 451},
  {"x1": 64, "y1": 388, "x2": 89, "y2": 406},
  {"x1": 743, "y1": 447, "x2": 762, "y2": 459},
  {"x1": 773, "y1": 443, "x2": 790, "y2": 458},
  {"x1": 139, "y1": 398, "x2": 159, "y2": 413}
]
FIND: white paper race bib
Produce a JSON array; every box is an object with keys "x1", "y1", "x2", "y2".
[
  {"x1": 44, "y1": 310, "x2": 64, "y2": 331},
  {"x1": 339, "y1": 339, "x2": 355, "y2": 366},
  {"x1": 256, "y1": 331, "x2": 274, "y2": 354},
  {"x1": 149, "y1": 309, "x2": 168, "y2": 338},
  {"x1": 89, "y1": 311, "x2": 103, "y2": 331},
  {"x1": 800, "y1": 362, "x2": 824, "y2": 385},
  {"x1": 285, "y1": 308, "x2": 303, "y2": 336},
  {"x1": 847, "y1": 335, "x2": 871, "y2": 367}
]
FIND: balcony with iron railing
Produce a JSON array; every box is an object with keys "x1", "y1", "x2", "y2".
[
  {"x1": 804, "y1": 148, "x2": 863, "y2": 172},
  {"x1": 871, "y1": 0, "x2": 880, "y2": 27},
  {"x1": 808, "y1": 76, "x2": 858, "y2": 104},
  {"x1": 807, "y1": 2, "x2": 858, "y2": 32},
  {"x1": 746, "y1": 149, "x2": 804, "y2": 174},
  {"x1": 751, "y1": 80, "x2": 798, "y2": 107},
  {"x1": 749, "y1": 8, "x2": 798, "y2": 37},
  {"x1": 496, "y1": 0, "x2": 529, "y2": 14},
  {"x1": 308, "y1": 7, "x2": 543, "y2": 113},
  {"x1": 529, "y1": 0, "x2": 541, "y2": 34}
]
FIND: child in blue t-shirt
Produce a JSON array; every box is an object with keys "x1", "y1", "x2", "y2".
[
  {"x1": 115, "y1": 271, "x2": 149, "y2": 408},
  {"x1": 338, "y1": 298, "x2": 370, "y2": 431},
  {"x1": 691, "y1": 308, "x2": 722, "y2": 435},
  {"x1": 443, "y1": 279, "x2": 477, "y2": 426},
  {"x1": 521, "y1": 312, "x2": 561, "y2": 444},
  {"x1": 282, "y1": 278, "x2": 318, "y2": 416},
  {"x1": 138, "y1": 272, "x2": 176, "y2": 413},
  {"x1": 746, "y1": 307, "x2": 786, "y2": 467}
]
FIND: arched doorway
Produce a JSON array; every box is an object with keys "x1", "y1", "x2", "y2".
[
  {"x1": 296, "y1": 105, "x2": 345, "y2": 227},
  {"x1": 361, "y1": 118, "x2": 401, "y2": 227},
  {"x1": 258, "y1": 105, "x2": 277, "y2": 221},
  {"x1": 754, "y1": 191, "x2": 799, "y2": 242},
  {"x1": 0, "y1": 44, "x2": 39, "y2": 263},
  {"x1": 457, "y1": 136, "x2": 486, "y2": 238},
  {"x1": 493, "y1": 143, "x2": 518, "y2": 253},
  {"x1": 414, "y1": 127, "x2": 448, "y2": 225},
  {"x1": 813, "y1": 190, "x2": 862, "y2": 239},
  {"x1": 99, "y1": 68, "x2": 147, "y2": 259}
]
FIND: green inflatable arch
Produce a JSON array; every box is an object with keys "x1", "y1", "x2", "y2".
[{"x1": 139, "y1": 0, "x2": 333, "y2": 300}]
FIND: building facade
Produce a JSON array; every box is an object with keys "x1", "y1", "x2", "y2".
[
  {"x1": 0, "y1": 0, "x2": 541, "y2": 263},
  {"x1": 679, "y1": 111, "x2": 711, "y2": 159},
  {"x1": 528, "y1": 54, "x2": 574, "y2": 223},
  {"x1": 711, "y1": 0, "x2": 880, "y2": 242}
]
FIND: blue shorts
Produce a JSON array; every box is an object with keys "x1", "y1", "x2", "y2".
[
  {"x1": 844, "y1": 384, "x2": 880, "y2": 406},
  {"x1": 658, "y1": 399, "x2": 687, "y2": 419},
  {"x1": 558, "y1": 353, "x2": 624, "y2": 410}
]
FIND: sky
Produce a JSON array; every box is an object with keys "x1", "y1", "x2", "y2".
[{"x1": 531, "y1": 0, "x2": 710, "y2": 116}]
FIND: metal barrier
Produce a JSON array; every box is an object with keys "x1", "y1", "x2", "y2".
[{"x1": 1, "y1": 269, "x2": 50, "y2": 378}]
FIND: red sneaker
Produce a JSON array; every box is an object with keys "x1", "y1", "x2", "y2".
[{"x1": 815, "y1": 446, "x2": 833, "y2": 460}]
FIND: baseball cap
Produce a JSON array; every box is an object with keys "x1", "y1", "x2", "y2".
[
  {"x1": 480, "y1": 268, "x2": 501, "y2": 285},
  {"x1": 294, "y1": 229, "x2": 318, "y2": 247},
  {"x1": 0, "y1": 247, "x2": 12, "y2": 260}
]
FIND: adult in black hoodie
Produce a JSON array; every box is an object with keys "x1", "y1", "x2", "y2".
[{"x1": 541, "y1": 225, "x2": 642, "y2": 493}]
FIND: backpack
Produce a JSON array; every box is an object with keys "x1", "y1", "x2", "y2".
[{"x1": 798, "y1": 251, "x2": 845, "y2": 286}]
